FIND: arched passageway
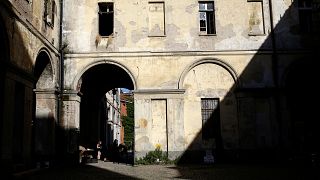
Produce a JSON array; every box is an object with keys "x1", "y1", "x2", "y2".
[
  {"x1": 78, "y1": 63, "x2": 134, "y2": 163},
  {"x1": 284, "y1": 60, "x2": 320, "y2": 157}
]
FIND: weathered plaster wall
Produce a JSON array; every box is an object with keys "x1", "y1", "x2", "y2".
[
  {"x1": 182, "y1": 63, "x2": 237, "y2": 150},
  {"x1": 61, "y1": 0, "x2": 319, "y2": 160},
  {"x1": 63, "y1": 0, "x2": 276, "y2": 52}
]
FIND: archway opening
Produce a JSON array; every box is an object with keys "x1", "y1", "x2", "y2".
[
  {"x1": 285, "y1": 60, "x2": 320, "y2": 158},
  {"x1": 78, "y1": 63, "x2": 134, "y2": 164}
]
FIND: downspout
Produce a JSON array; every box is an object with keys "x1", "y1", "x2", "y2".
[
  {"x1": 59, "y1": 0, "x2": 64, "y2": 101},
  {"x1": 268, "y1": 0, "x2": 282, "y2": 150},
  {"x1": 56, "y1": 0, "x2": 64, "y2": 163}
]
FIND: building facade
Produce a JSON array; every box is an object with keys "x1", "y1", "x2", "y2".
[
  {"x1": 61, "y1": 0, "x2": 320, "y2": 162},
  {"x1": 1, "y1": 0, "x2": 320, "y2": 171},
  {"x1": 105, "y1": 88, "x2": 121, "y2": 146},
  {"x1": 0, "y1": 0, "x2": 61, "y2": 172}
]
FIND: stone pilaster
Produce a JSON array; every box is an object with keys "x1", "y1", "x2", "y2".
[{"x1": 58, "y1": 90, "x2": 81, "y2": 165}]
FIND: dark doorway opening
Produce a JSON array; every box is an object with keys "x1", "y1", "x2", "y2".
[{"x1": 78, "y1": 63, "x2": 134, "y2": 164}]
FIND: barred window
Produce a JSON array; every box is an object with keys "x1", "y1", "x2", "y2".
[{"x1": 201, "y1": 98, "x2": 220, "y2": 140}]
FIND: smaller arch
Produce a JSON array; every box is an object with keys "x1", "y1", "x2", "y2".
[
  {"x1": 72, "y1": 60, "x2": 137, "y2": 91},
  {"x1": 178, "y1": 58, "x2": 240, "y2": 89},
  {"x1": 34, "y1": 48, "x2": 55, "y2": 89}
]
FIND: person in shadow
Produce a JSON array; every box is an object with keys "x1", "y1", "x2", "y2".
[
  {"x1": 96, "y1": 140, "x2": 103, "y2": 160},
  {"x1": 112, "y1": 139, "x2": 120, "y2": 163}
]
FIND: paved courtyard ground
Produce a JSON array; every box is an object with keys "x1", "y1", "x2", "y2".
[{"x1": 12, "y1": 161, "x2": 320, "y2": 180}]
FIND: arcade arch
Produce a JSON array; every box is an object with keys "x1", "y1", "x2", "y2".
[
  {"x1": 181, "y1": 59, "x2": 238, "y2": 162},
  {"x1": 33, "y1": 49, "x2": 56, "y2": 163},
  {"x1": 76, "y1": 62, "x2": 135, "y2": 162}
]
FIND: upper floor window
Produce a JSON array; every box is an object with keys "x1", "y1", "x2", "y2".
[
  {"x1": 199, "y1": 1, "x2": 216, "y2": 35},
  {"x1": 298, "y1": 0, "x2": 313, "y2": 33},
  {"x1": 247, "y1": 0, "x2": 265, "y2": 35},
  {"x1": 44, "y1": 0, "x2": 56, "y2": 28},
  {"x1": 148, "y1": 2, "x2": 165, "y2": 36},
  {"x1": 98, "y1": 2, "x2": 114, "y2": 36}
]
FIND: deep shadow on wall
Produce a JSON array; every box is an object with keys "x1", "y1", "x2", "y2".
[{"x1": 177, "y1": 0, "x2": 320, "y2": 165}]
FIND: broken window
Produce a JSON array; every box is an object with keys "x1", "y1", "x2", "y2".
[
  {"x1": 99, "y1": 2, "x2": 114, "y2": 36},
  {"x1": 247, "y1": 0, "x2": 265, "y2": 35},
  {"x1": 148, "y1": 2, "x2": 165, "y2": 36},
  {"x1": 201, "y1": 98, "x2": 220, "y2": 140},
  {"x1": 298, "y1": 0, "x2": 313, "y2": 33},
  {"x1": 199, "y1": 1, "x2": 216, "y2": 35}
]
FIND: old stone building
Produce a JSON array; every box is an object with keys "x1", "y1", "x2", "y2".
[
  {"x1": 62, "y1": 0, "x2": 320, "y2": 162},
  {"x1": 1, "y1": 0, "x2": 320, "y2": 173},
  {"x1": 0, "y1": 0, "x2": 61, "y2": 173}
]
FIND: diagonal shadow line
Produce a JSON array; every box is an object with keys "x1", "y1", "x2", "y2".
[{"x1": 177, "y1": 0, "x2": 320, "y2": 166}]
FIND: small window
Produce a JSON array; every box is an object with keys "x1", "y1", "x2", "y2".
[
  {"x1": 298, "y1": 0, "x2": 313, "y2": 33},
  {"x1": 199, "y1": 1, "x2": 216, "y2": 35},
  {"x1": 99, "y1": 2, "x2": 114, "y2": 36}
]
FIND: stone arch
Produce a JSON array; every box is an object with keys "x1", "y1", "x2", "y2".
[
  {"x1": 72, "y1": 60, "x2": 137, "y2": 91},
  {"x1": 178, "y1": 58, "x2": 239, "y2": 89},
  {"x1": 180, "y1": 58, "x2": 239, "y2": 160},
  {"x1": 74, "y1": 60, "x2": 136, "y2": 156},
  {"x1": 34, "y1": 48, "x2": 55, "y2": 89},
  {"x1": 32, "y1": 48, "x2": 56, "y2": 162}
]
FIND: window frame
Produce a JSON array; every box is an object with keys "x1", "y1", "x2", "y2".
[
  {"x1": 298, "y1": 0, "x2": 313, "y2": 33},
  {"x1": 98, "y1": 2, "x2": 114, "y2": 37},
  {"x1": 198, "y1": 1, "x2": 216, "y2": 36},
  {"x1": 148, "y1": 1, "x2": 166, "y2": 37},
  {"x1": 247, "y1": 0, "x2": 266, "y2": 36},
  {"x1": 201, "y1": 98, "x2": 220, "y2": 140}
]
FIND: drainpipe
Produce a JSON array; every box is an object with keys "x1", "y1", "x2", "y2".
[
  {"x1": 268, "y1": 0, "x2": 282, "y2": 152},
  {"x1": 56, "y1": 0, "x2": 64, "y2": 163},
  {"x1": 59, "y1": 0, "x2": 64, "y2": 102}
]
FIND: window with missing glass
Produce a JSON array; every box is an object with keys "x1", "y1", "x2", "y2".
[
  {"x1": 298, "y1": 0, "x2": 313, "y2": 33},
  {"x1": 98, "y1": 2, "x2": 114, "y2": 36},
  {"x1": 199, "y1": 1, "x2": 216, "y2": 35}
]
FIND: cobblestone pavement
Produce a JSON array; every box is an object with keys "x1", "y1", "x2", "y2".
[{"x1": 13, "y1": 161, "x2": 320, "y2": 180}]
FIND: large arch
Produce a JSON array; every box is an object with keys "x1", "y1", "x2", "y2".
[
  {"x1": 72, "y1": 61, "x2": 135, "y2": 163},
  {"x1": 72, "y1": 60, "x2": 137, "y2": 91},
  {"x1": 178, "y1": 58, "x2": 239, "y2": 89},
  {"x1": 179, "y1": 59, "x2": 239, "y2": 163}
]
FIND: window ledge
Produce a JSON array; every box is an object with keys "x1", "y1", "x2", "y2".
[
  {"x1": 148, "y1": 35, "x2": 166, "y2": 37},
  {"x1": 100, "y1": 35, "x2": 114, "y2": 38},
  {"x1": 199, "y1": 34, "x2": 217, "y2": 36},
  {"x1": 248, "y1": 33, "x2": 266, "y2": 36}
]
